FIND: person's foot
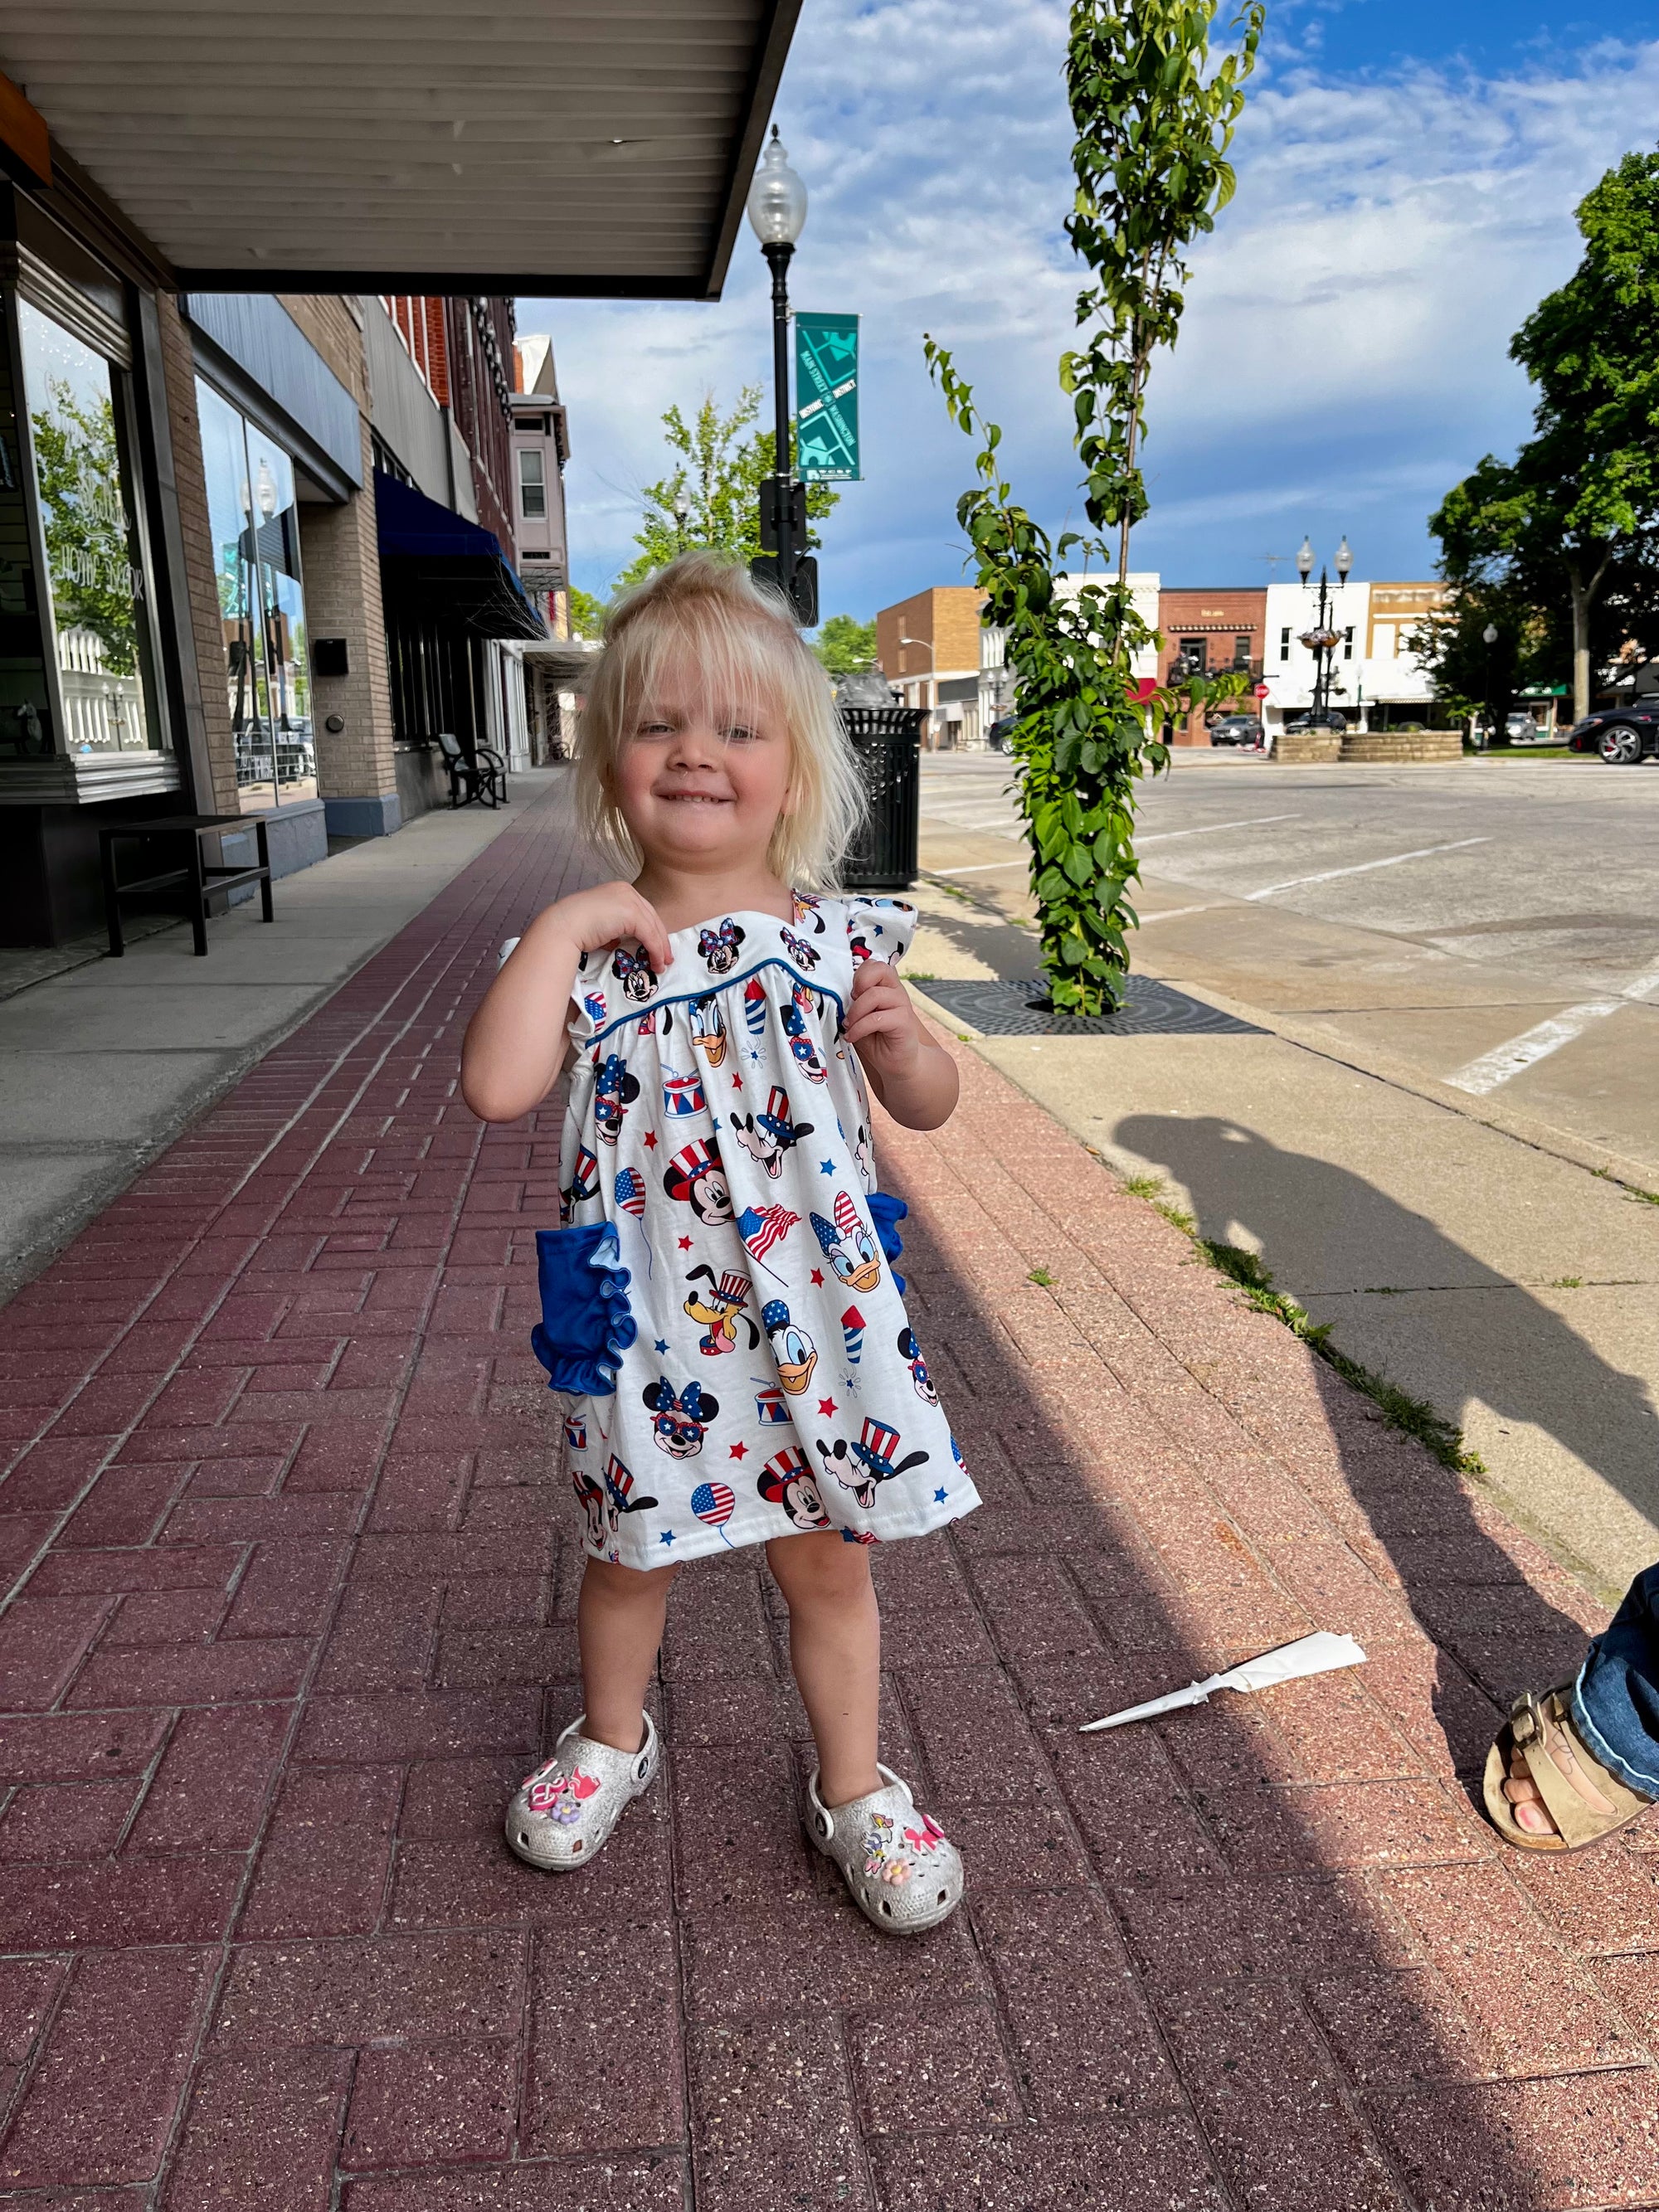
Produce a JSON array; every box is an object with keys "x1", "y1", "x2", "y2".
[
  {"x1": 1503, "y1": 1733, "x2": 1619, "y2": 1839},
  {"x1": 504, "y1": 1710, "x2": 659, "y2": 1873},
  {"x1": 805, "y1": 1764, "x2": 964, "y2": 1935}
]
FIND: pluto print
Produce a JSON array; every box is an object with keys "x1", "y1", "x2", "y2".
[{"x1": 533, "y1": 893, "x2": 980, "y2": 1567}]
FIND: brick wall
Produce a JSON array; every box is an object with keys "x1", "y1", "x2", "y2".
[
  {"x1": 297, "y1": 413, "x2": 397, "y2": 807},
  {"x1": 1157, "y1": 586, "x2": 1267, "y2": 746},
  {"x1": 876, "y1": 587, "x2": 985, "y2": 685},
  {"x1": 153, "y1": 294, "x2": 239, "y2": 813}
]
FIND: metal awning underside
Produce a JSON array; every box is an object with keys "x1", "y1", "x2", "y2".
[{"x1": 2, "y1": 0, "x2": 800, "y2": 298}]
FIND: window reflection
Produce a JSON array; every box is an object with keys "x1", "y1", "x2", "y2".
[
  {"x1": 195, "y1": 380, "x2": 314, "y2": 810},
  {"x1": 17, "y1": 299, "x2": 158, "y2": 756}
]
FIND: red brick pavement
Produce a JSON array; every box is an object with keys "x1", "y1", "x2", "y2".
[{"x1": 0, "y1": 773, "x2": 1651, "y2": 2210}]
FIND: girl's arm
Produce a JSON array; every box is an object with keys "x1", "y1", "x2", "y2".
[
  {"x1": 841, "y1": 961, "x2": 960, "y2": 1131},
  {"x1": 460, "y1": 881, "x2": 672, "y2": 1125}
]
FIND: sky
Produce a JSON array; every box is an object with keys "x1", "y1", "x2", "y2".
[{"x1": 519, "y1": 0, "x2": 1659, "y2": 622}]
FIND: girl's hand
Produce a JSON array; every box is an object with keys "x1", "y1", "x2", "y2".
[
  {"x1": 537, "y1": 880, "x2": 673, "y2": 972},
  {"x1": 843, "y1": 960, "x2": 926, "y2": 1082},
  {"x1": 843, "y1": 960, "x2": 959, "y2": 1130},
  {"x1": 460, "y1": 882, "x2": 670, "y2": 1125}
]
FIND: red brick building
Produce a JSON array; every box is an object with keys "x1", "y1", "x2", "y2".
[{"x1": 1156, "y1": 586, "x2": 1267, "y2": 744}]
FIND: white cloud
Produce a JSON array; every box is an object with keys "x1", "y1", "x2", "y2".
[{"x1": 523, "y1": 7, "x2": 1659, "y2": 613}]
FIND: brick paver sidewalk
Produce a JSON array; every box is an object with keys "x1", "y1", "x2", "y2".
[{"x1": 0, "y1": 773, "x2": 1653, "y2": 2210}]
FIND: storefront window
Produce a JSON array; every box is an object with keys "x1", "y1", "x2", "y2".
[
  {"x1": 195, "y1": 379, "x2": 314, "y2": 810},
  {"x1": 17, "y1": 299, "x2": 158, "y2": 756}
]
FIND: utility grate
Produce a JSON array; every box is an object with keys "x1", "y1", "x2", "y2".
[{"x1": 908, "y1": 975, "x2": 1262, "y2": 1038}]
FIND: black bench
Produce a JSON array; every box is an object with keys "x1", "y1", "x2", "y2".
[
  {"x1": 99, "y1": 813, "x2": 274, "y2": 958},
  {"x1": 435, "y1": 730, "x2": 507, "y2": 809}
]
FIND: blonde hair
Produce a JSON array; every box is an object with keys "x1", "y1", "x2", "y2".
[{"x1": 573, "y1": 552, "x2": 867, "y2": 890}]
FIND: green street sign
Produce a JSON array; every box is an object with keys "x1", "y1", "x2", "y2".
[{"x1": 795, "y1": 311, "x2": 860, "y2": 481}]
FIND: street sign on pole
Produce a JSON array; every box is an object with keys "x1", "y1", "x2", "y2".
[
  {"x1": 795, "y1": 312, "x2": 859, "y2": 481},
  {"x1": 1253, "y1": 682, "x2": 1270, "y2": 699}
]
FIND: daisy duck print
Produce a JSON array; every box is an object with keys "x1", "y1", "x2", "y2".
[{"x1": 461, "y1": 552, "x2": 976, "y2": 1936}]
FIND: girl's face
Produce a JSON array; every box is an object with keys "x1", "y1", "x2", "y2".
[{"x1": 611, "y1": 654, "x2": 794, "y2": 872}]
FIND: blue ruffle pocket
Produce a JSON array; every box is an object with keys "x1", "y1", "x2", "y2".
[
  {"x1": 866, "y1": 1190, "x2": 907, "y2": 1295},
  {"x1": 530, "y1": 1221, "x2": 637, "y2": 1397}
]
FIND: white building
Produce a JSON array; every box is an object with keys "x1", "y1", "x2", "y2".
[
  {"x1": 1257, "y1": 578, "x2": 1444, "y2": 738},
  {"x1": 978, "y1": 571, "x2": 1161, "y2": 741}
]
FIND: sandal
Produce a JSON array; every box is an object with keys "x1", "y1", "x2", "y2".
[
  {"x1": 1482, "y1": 1686, "x2": 1652, "y2": 1854},
  {"x1": 505, "y1": 1710, "x2": 659, "y2": 1873},
  {"x1": 805, "y1": 1763, "x2": 964, "y2": 1935}
]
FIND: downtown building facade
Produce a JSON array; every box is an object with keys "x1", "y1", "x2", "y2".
[
  {"x1": 0, "y1": 3, "x2": 799, "y2": 943},
  {"x1": 876, "y1": 574, "x2": 1443, "y2": 749}
]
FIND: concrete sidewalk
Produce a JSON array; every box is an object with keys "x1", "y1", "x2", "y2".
[
  {"x1": 0, "y1": 772, "x2": 558, "y2": 1305},
  {"x1": 0, "y1": 771, "x2": 1652, "y2": 2210},
  {"x1": 907, "y1": 808, "x2": 1659, "y2": 1603}
]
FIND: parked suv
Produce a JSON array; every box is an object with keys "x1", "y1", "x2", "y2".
[
  {"x1": 1209, "y1": 714, "x2": 1262, "y2": 747},
  {"x1": 1285, "y1": 711, "x2": 1348, "y2": 736},
  {"x1": 1564, "y1": 704, "x2": 1659, "y2": 763}
]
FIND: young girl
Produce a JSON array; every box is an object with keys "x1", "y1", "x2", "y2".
[{"x1": 461, "y1": 553, "x2": 979, "y2": 1936}]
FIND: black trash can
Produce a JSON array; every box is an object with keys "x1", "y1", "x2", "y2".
[{"x1": 839, "y1": 707, "x2": 924, "y2": 892}]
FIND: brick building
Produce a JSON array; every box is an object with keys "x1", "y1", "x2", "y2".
[
  {"x1": 0, "y1": 1, "x2": 797, "y2": 944},
  {"x1": 876, "y1": 587, "x2": 987, "y2": 745},
  {"x1": 1156, "y1": 586, "x2": 1267, "y2": 744}
]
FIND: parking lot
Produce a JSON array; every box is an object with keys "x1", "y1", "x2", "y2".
[
  {"x1": 910, "y1": 751, "x2": 1659, "y2": 1592},
  {"x1": 918, "y1": 751, "x2": 1659, "y2": 1170}
]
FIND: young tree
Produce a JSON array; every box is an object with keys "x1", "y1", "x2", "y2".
[
  {"x1": 927, "y1": 0, "x2": 1263, "y2": 1014},
  {"x1": 811, "y1": 614, "x2": 878, "y2": 678},
  {"x1": 1430, "y1": 148, "x2": 1659, "y2": 726},
  {"x1": 566, "y1": 584, "x2": 607, "y2": 639},
  {"x1": 617, "y1": 389, "x2": 839, "y2": 588}
]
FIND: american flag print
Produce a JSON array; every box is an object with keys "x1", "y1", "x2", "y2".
[{"x1": 738, "y1": 1203, "x2": 799, "y2": 1266}]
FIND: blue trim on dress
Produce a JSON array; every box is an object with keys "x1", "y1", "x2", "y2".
[
  {"x1": 583, "y1": 955, "x2": 846, "y2": 1053},
  {"x1": 867, "y1": 1191, "x2": 907, "y2": 1295},
  {"x1": 530, "y1": 1220, "x2": 638, "y2": 1397}
]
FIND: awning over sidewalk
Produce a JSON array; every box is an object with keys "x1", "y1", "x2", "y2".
[
  {"x1": 375, "y1": 474, "x2": 546, "y2": 643},
  {"x1": 0, "y1": 0, "x2": 800, "y2": 296}
]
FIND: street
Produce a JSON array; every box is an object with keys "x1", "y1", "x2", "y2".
[
  {"x1": 910, "y1": 752, "x2": 1659, "y2": 1600},
  {"x1": 919, "y1": 751, "x2": 1659, "y2": 1169}
]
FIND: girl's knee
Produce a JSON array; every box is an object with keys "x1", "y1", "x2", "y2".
[
  {"x1": 582, "y1": 1553, "x2": 679, "y2": 1602},
  {"x1": 766, "y1": 1529, "x2": 873, "y2": 1605}
]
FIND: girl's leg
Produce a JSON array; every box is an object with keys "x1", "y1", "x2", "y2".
[
  {"x1": 577, "y1": 1554, "x2": 679, "y2": 1753},
  {"x1": 766, "y1": 1531, "x2": 882, "y2": 1806}
]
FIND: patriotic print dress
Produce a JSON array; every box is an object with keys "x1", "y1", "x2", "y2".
[{"x1": 534, "y1": 892, "x2": 980, "y2": 1569}]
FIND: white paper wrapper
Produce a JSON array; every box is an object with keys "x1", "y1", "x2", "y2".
[{"x1": 1078, "y1": 1631, "x2": 1367, "y2": 1733}]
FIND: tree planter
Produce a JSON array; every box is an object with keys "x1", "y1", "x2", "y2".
[
  {"x1": 1340, "y1": 730, "x2": 1462, "y2": 764},
  {"x1": 1272, "y1": 729, "x2": 1343, "y2": 765}
]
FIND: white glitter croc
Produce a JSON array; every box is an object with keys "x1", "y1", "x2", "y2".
[
  {"x1": 505, "y1": 1710, "x2": 659, "y2": 1873},
  {"x1": 806, "y1": 1762, "x2": 964, "y2": 1934}
]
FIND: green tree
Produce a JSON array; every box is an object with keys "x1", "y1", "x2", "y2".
[
  {"x1": 1408, "y1": 583, "x2": 1548, "y2": 743},
  {"x1": 1429, "y1": 148, "x2": 1659, "y2": 726},
  {"x1": 617, "y1": 388, "x2": 839, "y2": 589},
  {"x1": 30, "y1": 380, "x2": 139, "y2": 673},
  {"x1": 927, "y1": 0, "x2": 1263, "y2": 1014},
  {"x1": 812, "y1": 614, "x2": 878, "y2": 678},
  {"x1": 567, "y1": 584, "x2": 607, "y2": 639}
]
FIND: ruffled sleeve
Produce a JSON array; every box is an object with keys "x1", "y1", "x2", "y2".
[{"x1": 844, "y1": 896, "x2": 917, "y2": 970}]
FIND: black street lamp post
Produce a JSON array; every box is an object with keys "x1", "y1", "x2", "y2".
[
  {"x1": 747, "y1": 128, "x2": 815, "y2": 625},
  {"x1": 1297, "y1": 534, "x2": 1352, "y2": 726}
]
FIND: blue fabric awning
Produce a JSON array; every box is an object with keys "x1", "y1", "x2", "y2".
[{"x1": 374, "y1": 473, "x2": 545, "y2": 641}]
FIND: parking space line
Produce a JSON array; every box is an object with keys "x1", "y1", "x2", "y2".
[
  {"x1": 1246, "y1": 837, "x2": 1491, "y2": 900},
  {"x1": 1140, "y1": 814, "x2": 1301, "y2": 843},
  {"x1": 929, "y1": 859, "x2": 1026, "y2": 876},
  {"x1": 1446, "y1": 957, "x2": 1659, "y2": 1095}
]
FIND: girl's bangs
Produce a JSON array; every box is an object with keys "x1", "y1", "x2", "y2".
[{"x1": 622, "y1": 590, "x2": 791, "y2": 737}]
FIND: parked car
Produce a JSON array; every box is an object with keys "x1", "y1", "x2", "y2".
[
  {"x1": 1284, "y1": 711, "x2": 1348, "y2": 736},
  {"x1": 986, "y1": 713, "x2": 1017, "y2": 752},
  {"x1": 1208, "y1": 714, "x2": 1262, "y2": 748},
  {"x1": 1564, "y1": 704, "x2": 1659, "y2": 763}
]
